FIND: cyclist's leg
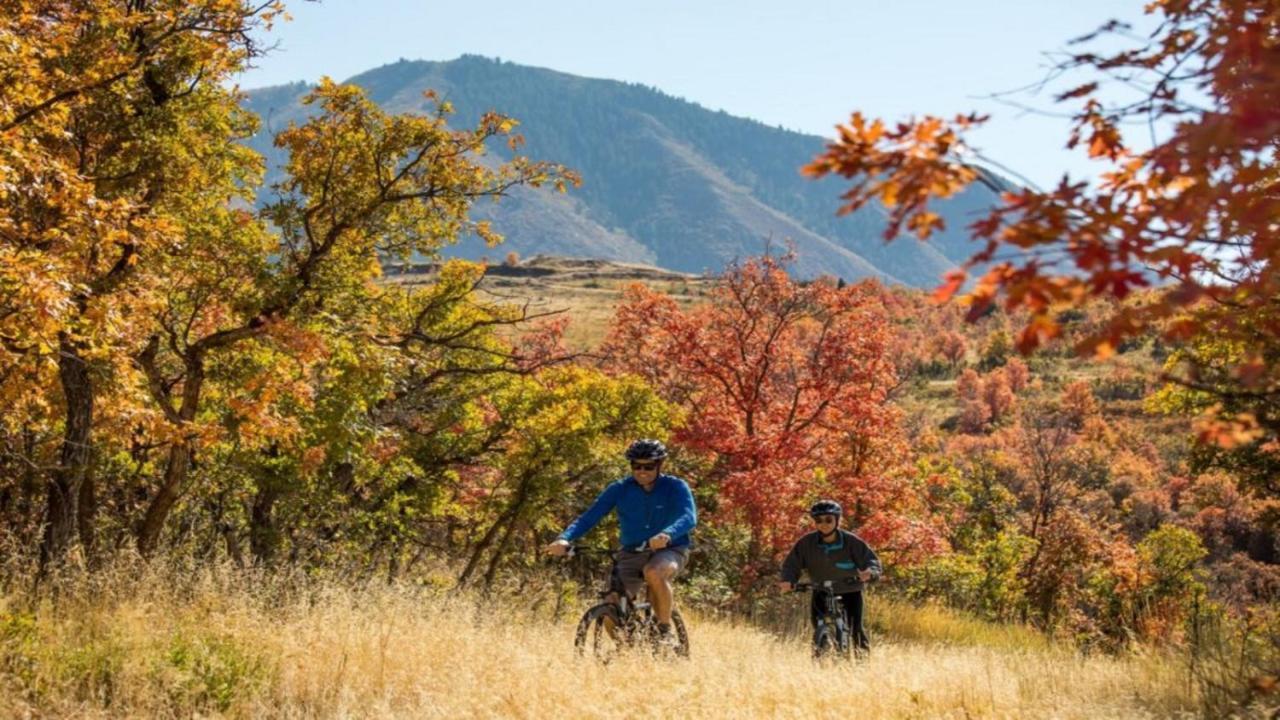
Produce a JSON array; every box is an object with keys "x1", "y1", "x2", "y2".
[
  {"x1": 606, "y1": 562, "x2": 627, "y2": 606},
  {"x1": 843, "y1": 591, "x2": 870, "y2": 653},
  {"x1": 809, "y1": 590, "x2": 824, "y2": 631},
  {"x1": 809, "y1": 589, "x2": 830, "y2": 654},
  {"x1": 642, "y1": 548, "x2": 687, "y2": 627},
  {"x1": 614, "y1": 550, "x2": 649, "y2": 603}
]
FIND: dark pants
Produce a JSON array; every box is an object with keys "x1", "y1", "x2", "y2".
[
  {"x1": 811, "y1": 590, "x2": 870, "y2": 652},
  {"x1": 612, "y1": 547, "x2": 690, "y2": 598}
]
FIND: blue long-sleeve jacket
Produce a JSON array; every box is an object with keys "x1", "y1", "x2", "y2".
[{"x1": 558, "y1": 474, "x2": 697, "y2": 549}]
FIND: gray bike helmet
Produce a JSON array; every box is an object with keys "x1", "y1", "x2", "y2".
[
  {"x1": 809, "y1": 499, "x2": 842, "y2": 517},
  {"x1": 625, "y1": 438, "x2": 668, "y2": 461}
]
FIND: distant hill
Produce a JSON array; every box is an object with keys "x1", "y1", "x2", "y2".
[{"x1": 242, "y1": 55, "x2": 1006, "y2": 287}]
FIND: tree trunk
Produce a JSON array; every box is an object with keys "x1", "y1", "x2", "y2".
[
  {"x1": 40, "y1": 335, "x2": 94, "y2": 568},
  {"x1": 135, "y1": 352, "x2": 204, "y2": 557},
  {"x1": 458, "y1": 476, "x2": 531, "y2": 587},
  {"x1": 249, "y1": 485, "x2": 280, "y2": 565},
  {"x1": 458, "y1": 512, "x2": 505, "y2": 586},
  {"x1": 136, "y1": 442, "x2": 192, "y2": 556},
  {"x1": 77, "y1": 471, "x2": 96, "y2": 559},
  {"x1": 222, "y1": 525, "x2": 245, "y2": 567},
  {"x1": 482, "y1": 518, "x2": 522, "y2": 589}
]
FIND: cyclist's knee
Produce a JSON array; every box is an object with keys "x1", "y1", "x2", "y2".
[{"x1": 643, "y1": 561, "x2": 676, "y2": 583}]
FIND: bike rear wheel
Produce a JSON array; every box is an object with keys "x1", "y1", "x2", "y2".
[{"x1": 638, "y1": 608, "x2": 691, "y2": 659}]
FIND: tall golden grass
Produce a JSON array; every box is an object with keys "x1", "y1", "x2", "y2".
[{"x1": 0, "y1": 560, "x2": 1200, "y2": 719}]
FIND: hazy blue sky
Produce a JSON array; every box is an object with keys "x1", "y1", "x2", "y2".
[{"x1": 237, "y1": 0, "x2": 1155, "y2": 187}]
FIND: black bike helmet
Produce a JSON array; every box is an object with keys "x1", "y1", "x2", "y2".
[
  {"x1": 624, "y1": 438, "x2": 668, "y2": 461},
  {"x1": 809, "y1": 499, "x2": 842, "y2": 517}
]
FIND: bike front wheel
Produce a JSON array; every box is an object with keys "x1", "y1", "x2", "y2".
[
  {"x1": 667, "y1": 608, "x2": 691, "y2": 659},
  {"x1": 834, "y1": 617, "x2": 852, "y2": 660},
  {"x1": 574, "y1": 603, "x2": 625, "y2": 663},
  {"x1": 812, "y1": 617, "x2": 848, "y2": 661},
  {"x1": 638, "y1": 608, "x2": 691, "y2": 659}
]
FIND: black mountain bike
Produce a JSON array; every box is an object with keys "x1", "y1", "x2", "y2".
[
  {"x1": 567, "y1": 545, "x2": 690, "y2": 662},
  {"x1": 793, "y1": 580, "x2": 852, "y2": 660}
]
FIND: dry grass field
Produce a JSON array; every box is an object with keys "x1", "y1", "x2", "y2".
[
  {"x1": 388, "y1": 256, "x2": 713, "y2": 349},
  {"x1": 0, "y1": 562, "x2": 1200, "y2": 719}
]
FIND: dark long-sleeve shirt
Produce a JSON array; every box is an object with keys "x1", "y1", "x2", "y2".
[
  {"x1": 780, "y1": 528, "x2": 882, "y2": 593},
  {"x1": 558, "y1": 473, "x2": 697, "y2": 549}
]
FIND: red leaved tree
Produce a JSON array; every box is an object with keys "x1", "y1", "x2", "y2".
[
  {"x1": 805, "y1": 0, "x2": 1280, "y2": 457},
  {"x1": 602, "y1": 254, "x2": 944, "y2": 575}
]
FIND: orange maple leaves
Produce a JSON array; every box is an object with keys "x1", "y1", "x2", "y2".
[
  {"x1": 806, "y1": 0, "x2": 1280, "y2": 453},
  {"x1": 803, "y1": 112, "x2": 986, "y2": 242}
]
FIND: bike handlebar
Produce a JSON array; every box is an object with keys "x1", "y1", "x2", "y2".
[
  {"x1": 564, "y1": 541, "x2": 650, "y2": 558},
  {"x1": 790, "y1": 576, "x2": 877, "y2": 593},
  {"x1": 790, "y1": 581, "x2": 835, "y2": 593}
]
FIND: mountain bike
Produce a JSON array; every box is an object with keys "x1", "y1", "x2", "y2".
[
  {"x1": 793, "y1": 580, "x2": 851, "y2": 660},
  {"x1": 566, "y1": 544, "x2": 690, "y2": 662}
]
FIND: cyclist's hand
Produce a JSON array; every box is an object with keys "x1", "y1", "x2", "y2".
[
  {"x1": 777, "y1": 581, "x2": 794, "y2": 593},
  {"x1": 858, "y1": 569, "x2": 874, "y2": 582},
  {"x1": 648, "y1": 532, "x2": 671, "y2": 549},
  {"x1": 544, "y1": 539, "x2": 571, "y2": 556}
]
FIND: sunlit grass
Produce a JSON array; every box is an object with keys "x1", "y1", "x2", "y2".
[
  {"x1": 0, "y1": 561, "x2": 1199, "y2": 718},
  {"x1": 867, "y1": 596, "x2": 1053, "y2": 653}
]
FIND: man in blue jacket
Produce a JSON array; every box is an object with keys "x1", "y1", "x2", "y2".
[{"x1": 544, "y1": 439, "x2": 697, "y2": 642}]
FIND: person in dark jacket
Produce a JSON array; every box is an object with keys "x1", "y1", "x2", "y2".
[
  {"x1": 544, "y1": 439, "x2": 696, "y2": 643},
  {"x1": 778, "y1": 499, "x2": 882, "y2": 654}
]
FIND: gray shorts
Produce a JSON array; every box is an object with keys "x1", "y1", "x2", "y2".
[{"x1": 614, "y1": 547, "x2": 690, "y2": 598}]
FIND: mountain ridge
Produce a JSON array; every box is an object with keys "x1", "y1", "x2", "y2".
[{"x1": 242, "y1": 55, "x2": 1003, "y2": 287}]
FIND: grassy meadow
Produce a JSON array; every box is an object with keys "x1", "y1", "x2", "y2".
[
  {"x1": 389, "y1": 256, "x2": 712, "y2": 348},
  {"x1": 0, "y1": 561, "x2": 1201, "y2": 719}
]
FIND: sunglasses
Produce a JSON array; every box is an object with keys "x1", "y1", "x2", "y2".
[{"x1": 630, "y1": 462, "x2": 659, "y2": 471}]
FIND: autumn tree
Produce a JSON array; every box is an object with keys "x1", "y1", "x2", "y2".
[
  {"x1": 454, "y1": 363, "x2": 673, "y2": 588},
  {"x1": 955, "y1": 368, "x2": 990, "y2": 434},
  {"x1": 805, "y1": 0, "x2": 1280, "y2": 463},
  {"x1": 956, "y1": 369, "x2": 981, "y2": 402},
  {"x1": 982, "y1": 370, "x2": 1016, "y2": 426},
  {"x1": 1, "y1": 0, "x2": 286, "y2": 564},
  {"x1": 130, "y1": 80, "x2": 573, "y2": 555},
  {"x1": 603, "y1": 254, "x2": 943, "y2": 580},
  {"x1": 1060, "y1": 380, "x2": 1101, "y2": 431},
  {"x1": 1005, "y1": 356, "x2": 1031, "y2": 393},
  {"x1": 182, "y1": 261, "x2": 557, "y2": 567},
  {"x1": 1012, "y1": 402, "x2": 1085, "y2": 541},
  {"x1": 934, "y1": 331, "x2": 968, "y2": 371},
  {"x1": 979, "y1": 328, "x2": 1012, "y2": 371}
]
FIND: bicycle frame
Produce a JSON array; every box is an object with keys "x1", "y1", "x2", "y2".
[
  {"x1": 566, "y1": 544, "x2": 690, "y2": 660},
  {"x1": 567, "y1": 543, "x2": 644, "y2": 608},
  {"x1": 793, "y1": 580, "x2": 852, "y2": 659}
]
